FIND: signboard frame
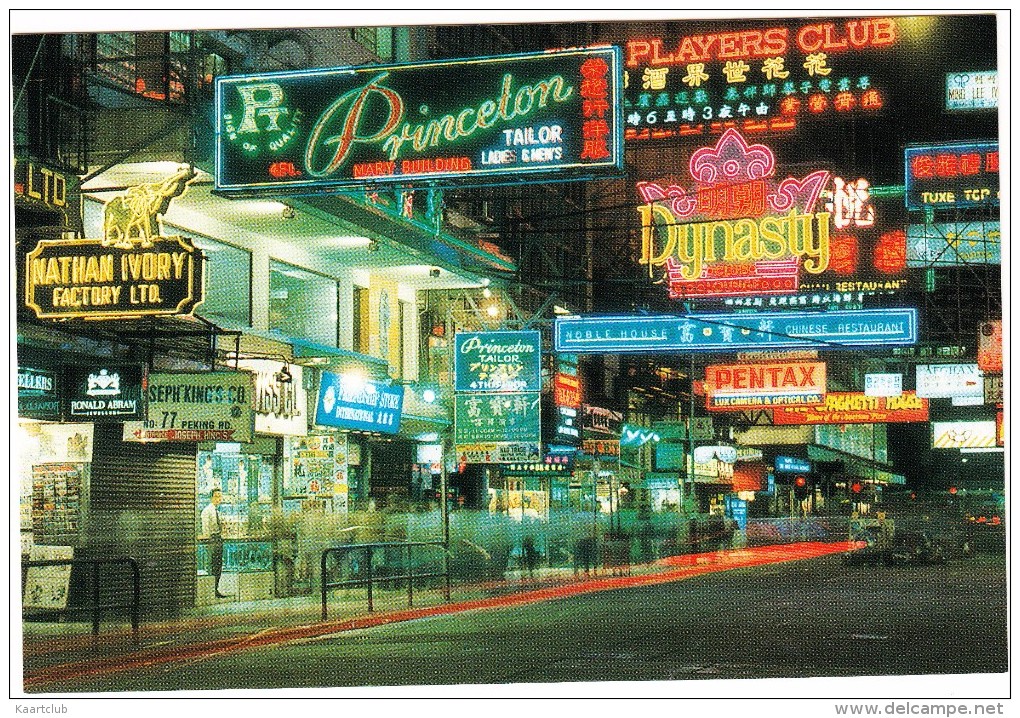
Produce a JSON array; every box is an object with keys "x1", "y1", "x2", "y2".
[{"x1": 215, "y1": 47, "x2": 624, "y2": 193}]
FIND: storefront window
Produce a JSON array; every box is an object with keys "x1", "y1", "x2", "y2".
[
  {"x1": 189, "y1": 234, "x2": 252, "y2": 327},
  {"x1": 269, "y1": 260, "x2": 339, "y2": 347},
  {"x1": 196, "y1": 444, "x2": 275, "y2": 592}
]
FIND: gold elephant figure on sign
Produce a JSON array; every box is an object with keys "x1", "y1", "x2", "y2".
[{"x1": 102, "y1": 165, "x2": 196, "y2": 249}]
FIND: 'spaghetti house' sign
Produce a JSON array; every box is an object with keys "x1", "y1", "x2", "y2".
[
  {"x1": 637, "y1": 128, "x2": 833, "y2": 299},
  {"x1": 215, "y1": 48, "x2": 623, "y2": 192}
]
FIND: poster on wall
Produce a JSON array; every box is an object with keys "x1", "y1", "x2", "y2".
[
  {"x1": 26, "y1": 423, "x2": 94, "y2": 464},
  {"x1": 32, "y1": 463, "x2": 85, "y2": 542},
  {"x1": 23, "y1": 545, "x2": 74, "y2": 611},
  {"x1": 285, "y1": 433, "x2": 349, "y2": 513}
]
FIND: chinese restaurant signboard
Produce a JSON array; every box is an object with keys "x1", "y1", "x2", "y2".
[
  {"x1": 122, "y1": 372, "x2": 256, "y2": 443},
  {"x1": 555, "y1": 308, "x2": 918, "y2": 354},
  {"x1": 215, "y1": 48, "x2": 623, "y2": 192},
  {"x1": 454, "y1": 331, "x2": 542, "y2": 392},
  {"x1": 454, "y1": 393, "x2": 541, "y2": 445},
  {"x1": 772, "y1": 392, "x2": 929, "y2": 425},
  {"x1": 904, "y1": 142, "x2": 999, "y2": 210},
  {"x1": 622, "y1": 17, "x2": 898, "y2": 141},
  {"x1": 705, "y1": 361, "x2": 826, "y2": 410}
]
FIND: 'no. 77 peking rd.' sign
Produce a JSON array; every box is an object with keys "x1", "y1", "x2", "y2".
[
  {"x1": 554, "y1": 308, "x2": 918, "y2": 353},
  {"x1": 215, "y1": 48, "x2": 623, "y2": 192}
]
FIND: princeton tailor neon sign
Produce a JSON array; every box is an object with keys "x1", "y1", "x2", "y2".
[
  {"x1": 216, "y1": 48, "x2": 623, "y2": 192},
  {"x1": 637, "y1": 128, "x2": 831, "y2": 298}
]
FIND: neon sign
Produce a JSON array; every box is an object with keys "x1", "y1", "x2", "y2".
[
  {"x1": 623, "y1": 18, "x2": 896, "y2": 140},
  {"x1": 904, "y1": 142, "x2": 999, "y2": 210},
  {"x1": 638, "y1": 128, "x2": 831, "y2": 298},
  {"x1": 625, "y1": 19, "x2": 898, "y2": 67},
  {"x1": 554, "y1": 309, "x2": 918, "y2": 354},
  {"x1": 216, "y1": 48, "x2": 623, "y2": 192},
  {"x1": 22, "y1": 168, "x2": 204, "y2": 320}
]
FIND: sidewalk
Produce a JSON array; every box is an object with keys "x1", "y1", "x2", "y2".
[{"x1": 21, "y1": 541, "x2": 851, "y2": 689}]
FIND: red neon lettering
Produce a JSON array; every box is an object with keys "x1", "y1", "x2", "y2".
[
  {"x1": 305, "y1": 74, "x2": 403, "y2": 178},
  {"x1": 796, "y1": 24, "x2": 824, "y2": 53},
  {"x1": 626, "y1": 39, "x2": 652, "y2": 67},
  {"x1": 935, "y1": 153, "x2": 960, "y2": 178}
]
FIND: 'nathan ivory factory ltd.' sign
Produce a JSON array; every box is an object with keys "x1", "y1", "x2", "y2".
[{"x1": 22, "y1": 166, "x2": 204, "y2": 320}]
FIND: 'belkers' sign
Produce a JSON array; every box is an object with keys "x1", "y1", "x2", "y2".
[{"x1": 23, "y1": 166, "x2": 204, "y2": 320}]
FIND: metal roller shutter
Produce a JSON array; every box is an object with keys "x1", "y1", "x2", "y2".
[{"x1": 84, "y1": 423, "x2": 197, "y2": 615}]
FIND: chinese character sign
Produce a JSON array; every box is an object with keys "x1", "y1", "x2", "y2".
[
  {"x1": 454, "y1": 393, "x2": 541, "y2": 444},
  {"x1": 622, "y1": 17, "x2": 897, "y2": 141}
]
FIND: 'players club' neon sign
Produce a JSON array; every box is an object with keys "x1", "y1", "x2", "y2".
[
  {"x1": 622, "y1": 17, "x2": 896, "y2": 141},
  {"x1": 637, "y1": 128, "x2": 832, "y2": 299}
]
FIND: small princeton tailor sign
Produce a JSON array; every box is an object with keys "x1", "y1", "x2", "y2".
[{"x1": 315, "y1": 373, "x2": 403, "y2": 434}]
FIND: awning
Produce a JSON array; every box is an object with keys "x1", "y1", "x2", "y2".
[{"x1": 807, "y1": 444, "x2": 906, "y2": 485}]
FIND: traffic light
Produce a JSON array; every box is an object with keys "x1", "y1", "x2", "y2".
[
  {"x1": 793, "y1": 475, "x2": 811, "y2": 499},
  {"x1": 851, "y1": 481, "x2": 863, "y2": 495}
]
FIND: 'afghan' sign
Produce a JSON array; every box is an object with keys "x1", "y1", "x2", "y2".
[
  {"x1": 122, "y1": 372, "x2": 255, "y2": 443},
  {"x1": 215, "y1": 48, "x2": 623, "y2": 192},
  {"x1": 705, "y1": 361, "x2": 826, "y2": 410},
  {"x1": 772, "y1": 391, "x2": 929, "y2": 425}
]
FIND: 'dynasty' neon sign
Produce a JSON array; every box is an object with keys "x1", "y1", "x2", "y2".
[
  {"x1": 637, "y1": 128, "x2": 831, "y2": 299},
  {"x1": 216, "y1": 48, "x2": 623, "y2": 192}
]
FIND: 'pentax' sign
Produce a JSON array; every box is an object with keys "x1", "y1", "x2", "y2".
[{"x1": 215, "y1": 48, "x2": 623, "y2": 192}]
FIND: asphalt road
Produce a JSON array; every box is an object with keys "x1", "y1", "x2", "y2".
[{"x1": 29, "y1": 554, "x2": 1007, "y2": 693}]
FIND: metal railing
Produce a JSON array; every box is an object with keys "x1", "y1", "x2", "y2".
[
  {"x1": 320, "y1": 542, "x2": 450, "y2": 621},
  {"x1": 21, "y1": 557, "x2": 141, "y2": 645}
]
